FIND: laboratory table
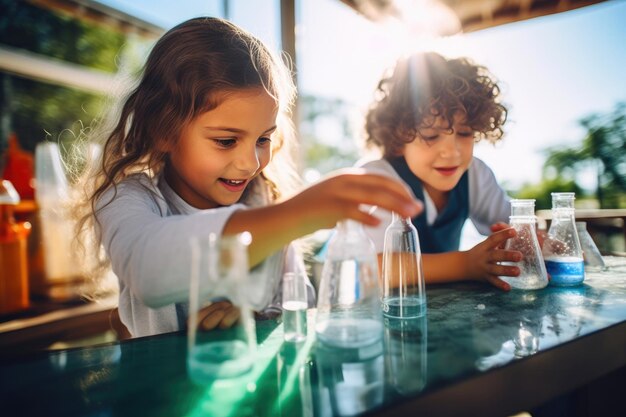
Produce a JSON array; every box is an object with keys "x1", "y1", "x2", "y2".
[{"x1": 1, "y1": 257, "x2": 625, "y2": 417}]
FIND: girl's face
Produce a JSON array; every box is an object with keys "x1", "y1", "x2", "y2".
[
  {"x1": 403, "y1": 114, "x2": 475, "y2": 197},
  {"x1": 165, "y1": 88, "x2": 278, "y2": 209}
]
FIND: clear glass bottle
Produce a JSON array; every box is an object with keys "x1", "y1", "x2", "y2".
[
  {"x1": 499, "y1": 199, "x2": 548, "y2": 290},
  {"x1": 542, "y1": 192, "x2": 585, "y2": 286},
  {"x1": 575, "y1": 222, "x2": 606, "y2": 270},
  {"x1": 382, "y1": 212, "x2": 426, "y2": 318},
  {"x1": 315, "y1": 220, "x2": 383, "y2": 348}
]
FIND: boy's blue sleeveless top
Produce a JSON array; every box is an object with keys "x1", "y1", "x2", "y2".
[{"x1": 389, "y1": 157, "x2": 469, "y2": 253}]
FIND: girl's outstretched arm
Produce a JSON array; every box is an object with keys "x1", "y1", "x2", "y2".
[
  {"x1": 421, "y1": 227, "x2": 522, "y2": 291},
  {"x1": 224, "y1": 170, "x2": 423, "y2": 267}
]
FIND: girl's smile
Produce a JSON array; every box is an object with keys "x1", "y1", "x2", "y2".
[{"x1": 218, "y1": 178, "x2": 249, "y2": 192}]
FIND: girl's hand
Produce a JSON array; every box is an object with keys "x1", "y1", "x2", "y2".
[
  {"x1": 225, "y1": 170, "x2": 422, "y2": 267},
  {"x1": 287, "y1": 169, "x2": 423, "y2": 231},
  {"x1": 466, "y1": 227, "x2": 522, "y2": 291},
  {"x1": 192, "y1": 301, "x2": 240, "y2": 331}
]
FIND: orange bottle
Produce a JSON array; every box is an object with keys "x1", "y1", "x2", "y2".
[{"x1": 0, "y1": 180, "x2": 32, "y2": 314}]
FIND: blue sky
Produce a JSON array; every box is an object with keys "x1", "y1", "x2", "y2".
[{"x1": 96, "y1": 0, "x2": 626, "y2": 190}]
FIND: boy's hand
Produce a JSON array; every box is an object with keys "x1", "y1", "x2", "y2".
[
  {"x1": 192, "y1": 301, "x2": 240, "y2": 331},
  {"x1": 466, "y1": 227, "x2": 522, "y2": 291},
  {"x1": 494, "y1": 221, "x2": 548, "y2": 248},
  {"x1": 490, "y1": 222, "x2": 510, "y2": 234}
]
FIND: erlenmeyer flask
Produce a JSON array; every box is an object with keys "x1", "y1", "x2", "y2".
[
  {"x1": 315, "y1": 220, "x2": 383, "y2": 348},
  {"x1": 499, "y1": 199, "x2": 548, "y2": 290},
  {"x1": 575, "y1": 222, "x2": 606, "y2": 270},
  {"x1": 542, "y1": 192, "x2": 585, "y2": 286},
  {"x1": 382, "y1": 212, "x2": 426, "y2": 318}
]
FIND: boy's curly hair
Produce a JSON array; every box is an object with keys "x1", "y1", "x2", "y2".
[{"x1": 365, "y1": 52, "x2": 508, "y2": 158}]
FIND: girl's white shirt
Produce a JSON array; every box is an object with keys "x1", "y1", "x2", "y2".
[
  {"x1": 358, "y1": 157, "x2": 511, "y2": 254},
  {"x1": 96, "y1": 173, "x2": 307, "y2": 337}
]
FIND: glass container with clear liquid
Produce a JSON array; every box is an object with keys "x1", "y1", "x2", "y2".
[
  {"x1": 382, "y1": 212, "x2": 426, "y2": 318},
  {"x1": 542, "y1": 193, "x2": 585, "y2": 286},
  {"x1": 499, "y1": 199, "x2": 548, "y2": 290},
  {"x1": 315, "y1": 220, "x2": 383, "y2": 348}
]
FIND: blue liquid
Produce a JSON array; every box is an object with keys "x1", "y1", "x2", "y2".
[
  {"x1": 382, "y1": 296, "x2": 426, "y2": 318},
  {"x1": 545, "y1": 257, "x2": 585, "y2": 286}
]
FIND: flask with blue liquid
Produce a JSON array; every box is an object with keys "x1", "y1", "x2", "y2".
[{"x1": 542, "y1": 193, "x2": 585, "y2": 286}]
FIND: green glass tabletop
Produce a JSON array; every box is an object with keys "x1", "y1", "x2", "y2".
[{"x1": 1, "y1": 257, "x2": 625, "y2": 417}]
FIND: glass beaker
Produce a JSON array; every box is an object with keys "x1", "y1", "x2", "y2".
[
  {"x1": 382, "y1": 212, "x2": 426, "y2": 318},
  {"x1": 575, "y1": 222, "x2": 606, "y2": 270},
  {"x1": 499, "y1": 199, "x2": 548, "y2": 290},
  {"x1": 315, "y1": 220, "x2": 383, "y2": 348},
  {"x1": 282, "y1": 271, "x2": 308, "y2": 343},
  {"x1": 542, "y1": 193, "x2": 585, "y2": 286},
  {"x1": 187, "y1": 233, "x2": 256, "y2": 383}
]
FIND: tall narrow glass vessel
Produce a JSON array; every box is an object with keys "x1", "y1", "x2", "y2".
[{"x1": 382, "y1": 212, "x2": 426, "y2": 318}]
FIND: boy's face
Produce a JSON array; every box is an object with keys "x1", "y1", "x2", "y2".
[
  {"x1": 404, "y1": 114, "x2": 475, "y2": 196},
  {"x1": 165, "y1": 88, "x2": 278, "y2": 209}
]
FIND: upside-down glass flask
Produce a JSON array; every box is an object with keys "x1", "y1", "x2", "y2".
[{"x1": 575, "y1": 222, "x2": 606, "y2": 270}]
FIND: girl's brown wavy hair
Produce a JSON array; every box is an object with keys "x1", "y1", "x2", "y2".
[
  {"x1": 365, "y1": 52, "x2": 508, "y2": 158},
  {"x1": 73, "y1": 17, "x2": 297, "y2": 288}
]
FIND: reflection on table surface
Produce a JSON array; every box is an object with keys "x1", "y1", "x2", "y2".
[{"x1": 1, "y1": 257, "x2": 625, "y2": 417}]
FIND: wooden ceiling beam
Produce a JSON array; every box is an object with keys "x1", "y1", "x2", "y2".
[{"x1": 340, "y1": 0, "x2": 607, "y2": 33}]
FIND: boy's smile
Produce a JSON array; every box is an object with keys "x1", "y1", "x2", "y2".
[{"x1": 434, "y1": 166, "x2": 460, "y2": 176}]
